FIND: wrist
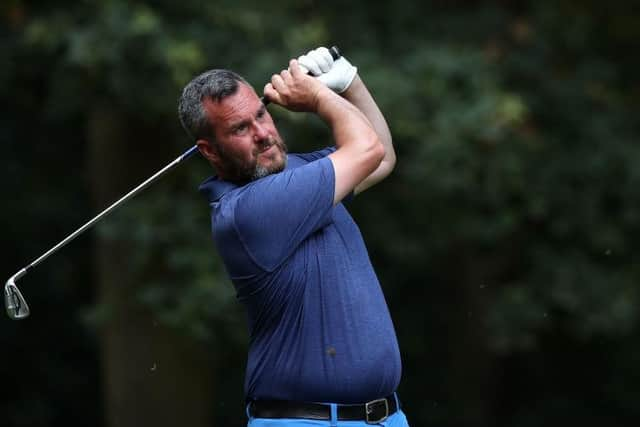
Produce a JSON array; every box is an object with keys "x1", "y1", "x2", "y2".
[
  {"x1": 313, "y1": 86, "x2": 341, "y2": 114},
  {"x1": 340, "y1": 74, "x2": 363, "y2": 99}
]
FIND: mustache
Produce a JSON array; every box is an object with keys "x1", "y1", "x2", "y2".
[{"x1": 254, "y1": 136, "x2": 287, "y2": 154}]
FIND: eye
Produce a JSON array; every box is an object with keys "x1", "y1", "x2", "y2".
[
  {"x1": 256, "y1": 107, "x2": 266, "y2": 121},
  {"x1": 232, "y1": 124, "x2": 248, "y2": 135}
]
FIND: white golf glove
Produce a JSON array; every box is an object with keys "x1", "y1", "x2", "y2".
[{"x1": 296, "y1": 46, "x2": 358, "y2": 93}]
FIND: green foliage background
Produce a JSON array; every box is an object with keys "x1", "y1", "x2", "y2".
[{"x1": 1, "y1": 0, "x2": 639, "y2": 426}]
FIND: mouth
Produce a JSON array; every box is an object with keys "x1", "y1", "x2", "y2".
[
  {"x1": 257, "y1": 142, "x2": 277, "y2": 155},
  {"x1": 259, "y1": 144, "x2": 272, "y2": 154}
]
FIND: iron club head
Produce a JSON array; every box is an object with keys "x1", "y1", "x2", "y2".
[{"x1": 5, "y1": 270, "x2": 30, "y2": 320}]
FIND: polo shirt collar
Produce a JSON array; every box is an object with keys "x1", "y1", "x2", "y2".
[{"x1": 198, "y1": 176, "x2": 241, "y2": 203}]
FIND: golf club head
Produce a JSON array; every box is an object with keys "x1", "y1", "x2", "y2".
[{"x1": 5, "y1": 275, "x2": 30, "y2": 320}]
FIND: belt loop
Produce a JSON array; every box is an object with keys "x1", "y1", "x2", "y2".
[{"x1": 330, "y1": 403, "x2": 338, "y2": 427}]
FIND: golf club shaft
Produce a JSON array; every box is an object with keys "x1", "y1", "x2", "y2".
[
  {"x1": 4, "y1": 146, "x2": 199, "y2": 319},
  {"x1": 30, "y1": 146, "x2": 200, "y2": 273}
]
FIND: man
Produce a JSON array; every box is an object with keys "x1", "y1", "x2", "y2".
[{"x1": 178, "y1": 47, "x2": 409, "y2": 426}]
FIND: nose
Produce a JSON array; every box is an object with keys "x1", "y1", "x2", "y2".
[{"x1": 253, "y1": 121, "x2": 269, "y2": 142}]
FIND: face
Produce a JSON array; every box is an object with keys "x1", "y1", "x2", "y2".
[{"x1": 198, "y1": 83, "x2": 287, "y2": 182}]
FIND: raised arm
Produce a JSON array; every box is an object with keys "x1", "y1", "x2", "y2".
[
  {"x1": 296, "y1": 47, "x2": 396, "y2": 195},
  {"x1": 341, "y1": 75, "x2": 395, "y2": 194},
  {"x1": 264, "y1": 60, "x2": 384, "y2": 205}
]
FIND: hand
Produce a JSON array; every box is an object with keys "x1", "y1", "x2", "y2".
[
  {"x1": 263, "y1": 59, "x2": 332, "y2": 112},
  {"x1": 296, "y1": 46, "x2": 358, "y2": 93}
]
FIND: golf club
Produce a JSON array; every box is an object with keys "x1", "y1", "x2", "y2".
[{"x1": 5, "y1": 46, "x2": 341, "y2": 320}]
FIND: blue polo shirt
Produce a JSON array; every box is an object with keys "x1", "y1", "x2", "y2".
[{"x1": 199, "y1": 147, "x2": 401, "y2": 404}]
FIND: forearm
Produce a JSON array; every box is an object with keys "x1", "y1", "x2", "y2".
[
  {"x1": 315, "y1": 89, "x2": 384, "y2": 203},
  {"x1": 316, "y1": 88, "x2": 378, "y2": 149},
  {"x1": 342, "y1": 76, "x2": 393, "y2": 155},
  {"x1": 341, "y1": 75, "x2": 396, "y2": 193}
]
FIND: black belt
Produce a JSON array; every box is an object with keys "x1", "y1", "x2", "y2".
[{"x1": 249, "y1": 394, "x2": 398, "y2": 424}]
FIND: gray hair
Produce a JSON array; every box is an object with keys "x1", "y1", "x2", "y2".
[{"x1": 178, "y1": 69, "x2": 249, "y2": 142}]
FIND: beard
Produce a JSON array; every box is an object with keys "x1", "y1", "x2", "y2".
[{"x1": 218, "y1": 135, "x2": 288, "y2": 183}]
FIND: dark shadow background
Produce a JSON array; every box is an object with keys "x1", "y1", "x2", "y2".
[{"x1": 2, "y1": 0, "x2": 639, "y2": 426}]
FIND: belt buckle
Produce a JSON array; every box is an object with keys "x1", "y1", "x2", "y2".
[{"x1": 365, "y1": 398, "x2": 389, "y2": 424}]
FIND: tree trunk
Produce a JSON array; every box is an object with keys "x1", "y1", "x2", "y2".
[
  {"x1": 445, "y1": 249, "x2": 498, "y2": 427},
  {"x1": 87, "y1": 107, "x2": 214, "y2": 427}
]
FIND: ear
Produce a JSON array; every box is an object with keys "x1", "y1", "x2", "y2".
[{"x1": 196, "y1": 139, "x2": 219, "y2": 164}]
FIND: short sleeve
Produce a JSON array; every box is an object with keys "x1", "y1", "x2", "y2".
[
  {"x1": 294, "y1": 146, "x2": 336, "y2": 163},
  {"x1": 233, "y1": 157, "x2": 336, "y2": 271}
]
